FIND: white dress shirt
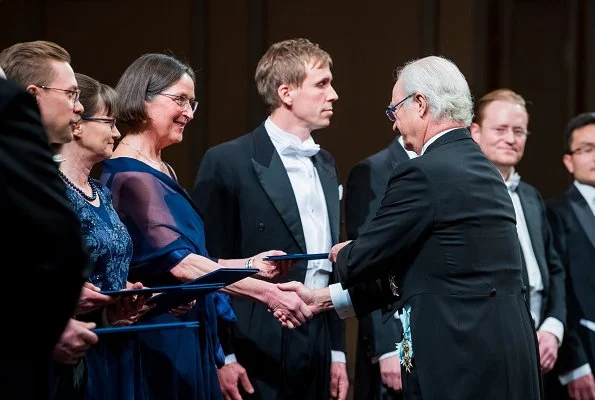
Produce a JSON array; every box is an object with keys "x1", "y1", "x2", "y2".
[
  {"x1": 265, "y1": 118, "x2": 334, "y2": 290},
  {"x1": 223, "y1": 118, "x2": 346, "y2": 366},
  {"x1": 504, "y1": 172, "x2": 563, "y2": 344}
]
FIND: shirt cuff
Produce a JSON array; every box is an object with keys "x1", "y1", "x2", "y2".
[
  {"x1": 328, "y1": 283, "x2": 355, "y2": 319},
  {"x1": 224, "y1": 354, "x2": 238, "y2": 366},
  {"x1": 331, "y1": 350, "x2": 346, "y2": 363},
  {"x1": 559, "y1": 364, "x2": 592, "y2": 385},
  {"x1": 538, "y1": 317, "x2": 564, "y2": 346},
  {"x1": 374, "y1": 351, "x2": 399, "y2": 364}
]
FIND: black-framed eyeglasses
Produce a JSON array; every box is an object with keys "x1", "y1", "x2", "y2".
[
  {"x1": 81, "y1": 116, "x2": 117, "y2": 131},
  {"x1": 159, "y1": 93, "x2": 198, "y2": 113},
  {"x1": 569, "y1": 142, "x2": 595, "y2": 156},
  {"x1": 386, "y1": 94, "x2": 413, "y2": 122},
  {"x1": 37, "y1": 85, "x2": 80, "y2": 107}
]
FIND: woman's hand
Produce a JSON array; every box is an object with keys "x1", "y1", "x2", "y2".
[
  {"x1": 250, "y1": 250, "x2": 295, "y2": 280},
  {"x1": 105, "y1": 281, "x2": 152, "y2": 325},
  {"x1": 168, "y1": 300, "x2": 196, "y2": 317}
]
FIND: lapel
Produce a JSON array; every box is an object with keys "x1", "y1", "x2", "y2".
[
  {"x1": 567, "y1": 185, "x2": 595, "y2": 251},
  {"x1": 387, "y1": 136, "x2": 411, "y2": 171},
  {"x1": 250, "y1": 125, "x2": 307, "y2": 253},
  {"x1": 516, "y1": 182, "x2": 549, "y2": 285},
  {"x1": 312, "y1": 152, "x2": 340, "y2": 243}
]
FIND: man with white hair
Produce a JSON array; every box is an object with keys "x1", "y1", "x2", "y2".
[{"x1": 280, "y1": 55, "x2": 542, "y2": 399}]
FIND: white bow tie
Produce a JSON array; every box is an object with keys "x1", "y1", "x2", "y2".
[
  {"x1": 279, "y1": 142, "x2": 320, "y2": 158},
  {"x1": 506, "y1": 172, "x2": 521, "y2": 192}
]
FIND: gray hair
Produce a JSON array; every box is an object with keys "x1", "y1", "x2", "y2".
[
  {"x1": 0, "y1": 66, "x2": 5, "y2": 79},
  {"x1": 396, "y1": 56, "x2": 473, "y2": 126}
]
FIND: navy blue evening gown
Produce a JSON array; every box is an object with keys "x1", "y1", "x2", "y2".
[{"x1": 101, "y1": 158, "x2": 227, "y2": 400}]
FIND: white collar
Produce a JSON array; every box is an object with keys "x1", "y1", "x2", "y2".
[
  {"x1": 420, "y1": 127, "x2": 459, "y2": 155},
  {"x1": 574, "y1": 180, "x2": 595, "y2": 205},
  {"x1": 397, "y1": 135, "x2": 419, "y2": 159},
  {"x1": 264, "y1": 117, "x2": 317, "y2": 151}
]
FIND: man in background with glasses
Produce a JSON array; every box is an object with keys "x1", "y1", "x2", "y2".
[
  {"x1": 0, "y1": 40, "x2": 83, "y2": 157},
  {"x1": 0, "y1": 40, "x2": 111, "y2": 392},
  {"x1": 470, "y1": 89, "x2": 566, "y2": 399},
  {"x1": 547, "y1": 113, "x2": 595, "y2": 400},
  {"x1": 0, "y1": 60, "x2": 90, "y2": 397}
]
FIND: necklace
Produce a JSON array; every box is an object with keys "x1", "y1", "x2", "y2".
[
  {"x1": 59, "y1": 170, "x2": 98, "y2": 202},
  {"x1": 120, "y1": 141, "x2": 165, "y2": 167}
]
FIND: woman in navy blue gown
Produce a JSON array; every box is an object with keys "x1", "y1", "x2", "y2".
[
  {"x1": 101, "y1": 53, "x2": 314, "y2": 399},
  {"x1": 55, "y1": 73, "x2": 148, "y2": 399}
]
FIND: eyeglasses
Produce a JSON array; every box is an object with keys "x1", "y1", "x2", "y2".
[
  {"x1": 159, "y1": 93, "x2": 198, "y2": 113},
  {"x1": 37, "y1": 85, "x2": 80, "y2": 107},
  {"x1": 490, "y1": 126, "x2": 530, "y2": 139},
  {"x1": 81, "y1": 116, "x2": 117, "y2": 131},
  {"x1": 386, "y1": 94, "x2": 413, "y2": 122},
  {"x1": 569, "y1": 142, "x2": 595, "y2": 156}
]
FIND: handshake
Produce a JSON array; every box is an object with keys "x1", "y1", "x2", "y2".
[
  {"x1": 263, "y1": 281, "x2": 328, "y2": 329},
  {"x1": 260, "y1": 240, "x2": 351, "y2": 329}
]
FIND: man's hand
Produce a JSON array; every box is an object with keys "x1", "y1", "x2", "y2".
[
  {"x1": 379, "y1": 355, "x2": 402, "y2": 391},
  {"x1": 217, "y1": 362, "x2": 254, "y2": 400},
  {"x1": 328, "y1": 241, "x2": 352, "y2": 263},
  {"x1": 276, "y1": 281, "x2": 333, "y2": 315},
  {"x1": 264, "y1": 284, "x2": 312, "y2": 329},
  {"x1": 250, "y1": 250, "x2": 294, "y2": 280},
  {"x1": 272, "y1": 282, "x2": 335, "y2": 327},
  {"x1": 52, "y1": 318, "x2": 98, "y2": 364},
  {"x1": 536, "y1": 331, "x2": 559, "y2": 373},
  {"x1": 75, "y1": 282, "x2": 115, "y2": 315},
  {"x1": 330, "y1": 362, "x2": 349, "y2": 400},
  {"x1": 567, "y1": 373, "x2": 595, "y2": 400}
]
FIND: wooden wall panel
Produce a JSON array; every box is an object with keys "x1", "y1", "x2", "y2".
[{"x1": 506, "y1": 0, "x2": 572, "y2": 198}]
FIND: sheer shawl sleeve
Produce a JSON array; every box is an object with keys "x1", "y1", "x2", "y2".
[{"x1": 101, "y1": 162, "x2": 207, "y2": 285}]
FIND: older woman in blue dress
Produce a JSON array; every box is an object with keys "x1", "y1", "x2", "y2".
[
  {"x1": 52, "y1": 73, "x2": 150, "y2": 399},
  {"x1": 102, "y1": 53, "x2": 311, "y2": 399}
]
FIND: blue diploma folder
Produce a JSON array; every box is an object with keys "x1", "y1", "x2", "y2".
[
  {"x1": 263, "y1": 253, "x2": 329, "y2": 261},
  {"x1": 141, "y1": 268, "x2": 259, "y2": 320},
  {"x1": 100, "y1": 283, "x2": 222, "y2": 297},
  {"x1": 94, "y1": 321, "x2": 199, "y2": 335}
]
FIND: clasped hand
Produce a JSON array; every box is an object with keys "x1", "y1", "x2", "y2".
[
  {"x1": 265, "y1": 281, "x2": 329, "y2": 329},
  {"x1": 249, "y1": 250, "x2": 296, "y2": 280}
]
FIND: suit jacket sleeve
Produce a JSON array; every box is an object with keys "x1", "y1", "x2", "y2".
[
  {"x1": 547, "y1": 204, "x2": 588, "y2": 372},
  {"x1": 345, "y1": 161, "x2": 402, "y2": 357},
  {"x1": 339, "y1": 162, "x2": 434, "y2": 316},
  {"x1": 0, "y1": 81, "x2": 89, "y2": 356}
]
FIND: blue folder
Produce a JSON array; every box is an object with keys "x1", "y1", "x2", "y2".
[
  {"x1": 100, "y1": 283, "x2": 222, "y2": 297},
  {"x1": 263, "y1": 253, "x2": 329, "y2": 261},
  {"x1": 94, "y1": 321, "x2": 199, "y2": 335}
]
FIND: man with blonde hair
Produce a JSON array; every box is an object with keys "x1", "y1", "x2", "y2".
[
  {"x1": 470, "y1": 88, "x2": 565, "y2": 398},
  {"x1": 194, "y1": 38, "x2": 348, "y2": 399}
]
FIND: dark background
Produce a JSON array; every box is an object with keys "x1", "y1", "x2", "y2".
[{"x1": 2, "y1": 0, "x2": 594, "y2": 396}]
